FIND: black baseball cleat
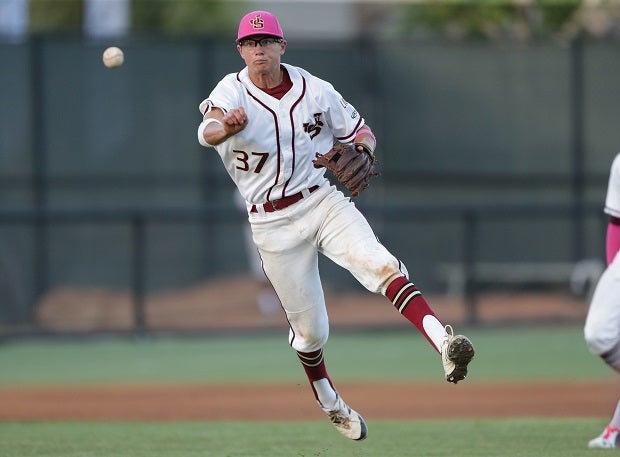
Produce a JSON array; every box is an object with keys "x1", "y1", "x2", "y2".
[{"x1": 440, "y1": 325, "x2": 475, "y2": 384}]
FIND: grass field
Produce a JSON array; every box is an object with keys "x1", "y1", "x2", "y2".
[
  {"x1": 0, "y1": 325, "x2": 611, "y2": 385},
  {"x1": 0, "y1": 325, "x2": 615, "y2": 456},
  {"x1": 0, "y1": 418, "x2": 610, "y2": 457}
]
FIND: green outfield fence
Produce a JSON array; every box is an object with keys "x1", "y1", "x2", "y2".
[
  {"x1": 0, "y1": 33, "x2": 618, "y2": 336},
  {"x1": 0, "y1": 201, "x2": 607, "y2": 336}
]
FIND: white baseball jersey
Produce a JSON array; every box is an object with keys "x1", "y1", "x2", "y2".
[
  {"x1": 585, "y1": 152, "x2": 620, "y2": 359},
  {"x1": 198, "y1": 63, "x2": 407, "y2": 353},
  {"x1": 198, "y1": 63, "x2": 365, "y2": 208},
  {"x1": 605, "y1": 153, "x2": 620, "y2": 218}
]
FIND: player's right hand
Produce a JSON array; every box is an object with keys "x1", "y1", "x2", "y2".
[{"x1": 222, "y1": 107, "x2": 249, "y2": 135}]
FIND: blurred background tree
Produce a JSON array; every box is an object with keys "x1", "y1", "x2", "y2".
[
  {"x1": 395, "y1": 1, "x2": 579, "y2": 41},
  {"x1": 21, "y1": 1, "x2": 620, "y2": 41},
  {"x1": 131, "y1": 0, "x2": 246, "y2": 37},
  {"x1": 394, "y1": 0, "x2": 620, "y2": 42},
  {"x1": 30, "y1": 0, "x2": 82, "y2": 33},
  {"x1": 28, "y1": 0, "x2": 247, "y2": 36}
]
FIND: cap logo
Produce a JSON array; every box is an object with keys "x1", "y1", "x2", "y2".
[{"x1": 249, "y1": 14, "x2": 265, "y2": 30}]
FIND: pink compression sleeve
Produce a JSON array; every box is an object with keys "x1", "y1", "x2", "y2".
[{"x1": 606, "y1": 218, "x2": 620, "y2": 265}]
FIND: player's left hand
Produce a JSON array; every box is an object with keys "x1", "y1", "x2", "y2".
[{"x1": 313, "y1": 143, "x2": 379, "y2": 197}]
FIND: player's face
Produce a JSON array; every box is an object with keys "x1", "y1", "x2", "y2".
[{"x1": 237, "y1": 35, "x2": 286, "y2": 73}]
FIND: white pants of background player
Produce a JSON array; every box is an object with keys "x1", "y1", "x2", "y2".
[
  {"x1": 249, "y1": 183, "x2": 408, "y2": 353},
  {"x1": 584, "y1": 237, "x2": 620, "y2": 445},
  {"x1": 584, "y1": 253, "x2": 620, "y2": 371}
]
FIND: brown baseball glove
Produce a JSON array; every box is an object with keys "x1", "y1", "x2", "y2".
[{"x1": 313, "y1": 143, "x2": 378, "y2": 197}]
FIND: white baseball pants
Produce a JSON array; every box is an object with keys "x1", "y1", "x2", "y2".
[
  {"x1": 249, "y1": 184, "x2": 407, "y2": 353},
  {"x1": 585, "y1": 253, "x2": 620, "y2": 365}
]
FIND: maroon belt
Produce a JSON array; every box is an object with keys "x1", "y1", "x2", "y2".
[{"x1": 251, "y1": 185, "x2": 319, "y2": 213}]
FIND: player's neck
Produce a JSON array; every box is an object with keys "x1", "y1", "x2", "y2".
[
  {"x1": 260, "y1": 67, "x2": 291, "y2": 100},
  {"x1": 250, "y1": 66, "x2": 284, "y2": 89}
]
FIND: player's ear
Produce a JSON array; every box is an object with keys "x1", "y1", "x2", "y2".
[{"x1": 280, "y1": 40, "x2": 287, "y2": 55}]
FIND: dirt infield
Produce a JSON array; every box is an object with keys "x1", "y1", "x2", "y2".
[
  {"x1": 2, "y1": 275, "x2": 613, "y2": 422},
  {"x1": 0, "y1": 380, "x2": 617, "y2": 421}
]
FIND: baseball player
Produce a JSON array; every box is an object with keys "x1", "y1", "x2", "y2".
[
  {"x1": 585, "y1": 152, "x2": 620, "y2": 449},
  {"x1": 197, "y1": 10, "x2": 474, "y2": 441}
]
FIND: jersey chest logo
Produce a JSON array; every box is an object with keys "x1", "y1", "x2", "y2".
[{"x1": 303, "y1": 113, "x2": 324, "y2": 140}]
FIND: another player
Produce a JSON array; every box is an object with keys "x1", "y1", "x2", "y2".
[
  {"x1": 585, "y1": 152, "x2": 620, "y2": 449},
  {"x1": 197, "y1": 10, "x2": 474, "y2": 441}
]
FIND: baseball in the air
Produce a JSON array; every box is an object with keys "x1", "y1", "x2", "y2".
[{"x1": 102, "y1": 46, "x2": 124, "y2": 68}]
